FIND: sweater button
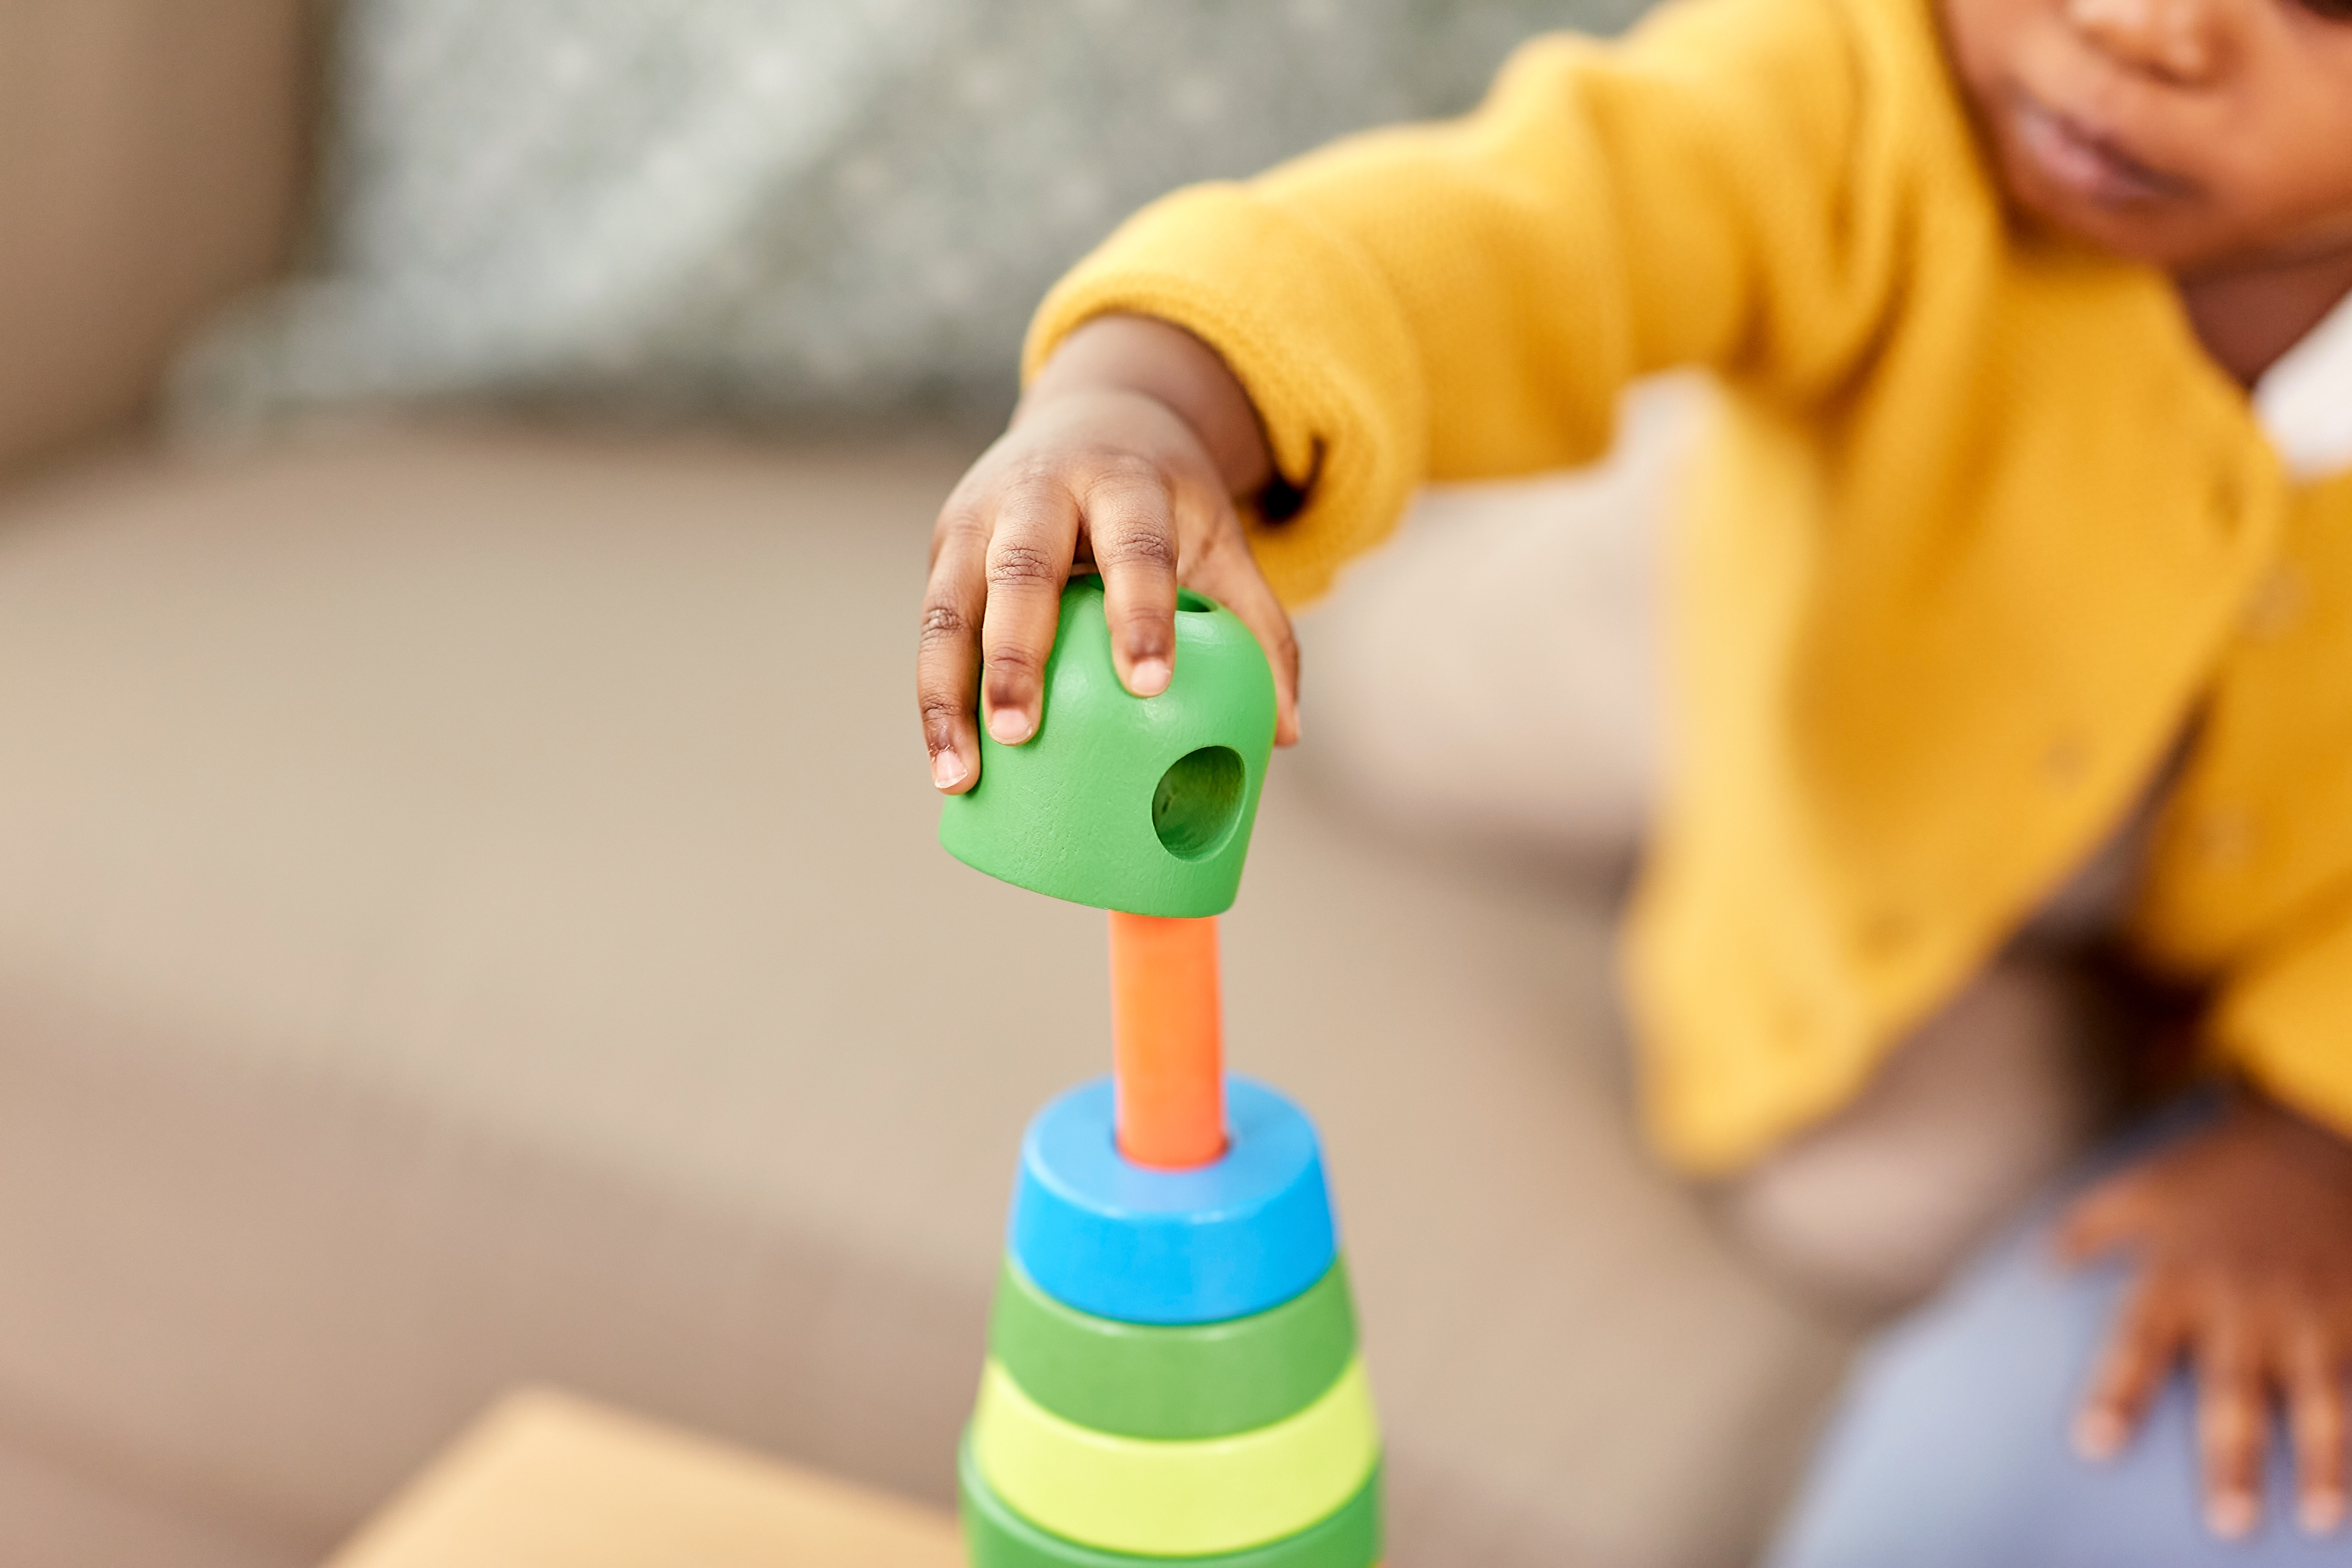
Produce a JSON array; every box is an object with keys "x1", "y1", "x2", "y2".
[
  {"x1": 2190, "y1": 807, "x2": 2254, "y2": 867},
  {"x1": 2042, "y1": 731, "x2": 2092, "y2": 787},
  {"x1": 2209, "y1": 470, "x2": 2247, "y2": 539},
  {"x1": 1858, "y1": 907, "x2": 1916, "y2": 958},
  {"x1": 2241, "y1": 566, "x2": 2305, "y2": 639}
]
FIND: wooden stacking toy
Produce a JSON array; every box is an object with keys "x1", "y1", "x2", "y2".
[{"x1": 942, "y1": 580, "x2": 1382, "y2": 1567}]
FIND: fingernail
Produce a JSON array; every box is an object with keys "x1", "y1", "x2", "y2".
[
  {"x1": 1129, "y1": 657, "x2": 1171, "y2": 696},
  {"x1": 987, "y1": 707, "x2": 1033, "y2": 745},
  {"x1": 2072, "y1": 1412, "x2": 2125, "y2": 1460},
  {"x1": 2301, "y1": 1490, "x2": 2345, "y2": 1536},
  {"x1": 931, "y1": 748, "x2": 968, "y2": 791},
  {"x1": 2209, "y1": 1491, "x2": 2258, "y2": 1539}
]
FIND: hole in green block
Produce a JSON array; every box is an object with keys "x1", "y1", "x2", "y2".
[
  {"x1": 1152, "y1": 746, "x2": 1245, "y2": 861},
  {"x1": 1175, "y1": 590, "x2": 1215, "y2": 613}
]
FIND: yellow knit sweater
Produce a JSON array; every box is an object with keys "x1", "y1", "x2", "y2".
[{"x1": 1025, "y1": 0, "x2": 2352, "y2": 1172}]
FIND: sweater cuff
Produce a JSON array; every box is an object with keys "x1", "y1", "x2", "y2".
[
  {"x1": 2210, "y1": 906, "x2": 2352, "y2": 1142},
  {"x1": 1024, "y1": 182, "x2": 1428, "y2": 608}
]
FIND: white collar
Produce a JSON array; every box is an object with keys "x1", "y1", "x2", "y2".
[{"x1": 2254, "y1": 287, "x2": 2352, "y2": 482}]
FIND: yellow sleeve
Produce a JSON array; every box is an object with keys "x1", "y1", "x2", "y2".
[
  {"x1": 1025, "y1": 0, "x2": 1934, "y2": 605},
  {"x1": 2211, "y1": 906, "x2": 2352, "y2": 1140}
]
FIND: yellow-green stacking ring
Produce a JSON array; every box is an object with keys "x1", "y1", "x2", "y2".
[
  {"x1": 971, "y1": 1355, "x2": 1378, "y2": 1556},
  {"x1": 959, "y1": 1437, "x2": 1381, "y2": 1568},
  {"x1": 990, "y1": 1256, "x2": 1358, "y2": 1440}
]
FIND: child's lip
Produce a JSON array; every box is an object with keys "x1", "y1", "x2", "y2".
[{"x1": 2011, "y1": 94, "x2": 2197, "y2": 208}]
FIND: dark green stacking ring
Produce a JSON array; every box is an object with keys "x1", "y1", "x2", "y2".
[
  {"x1": 989, "y1": 1255, "x2": 1357, "y2": 1440},
  {"x1": 960, "y1": 1438, "x2": 1381, "y2": 1568}
]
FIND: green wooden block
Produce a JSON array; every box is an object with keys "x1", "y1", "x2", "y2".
[{"x1": 939, "y1": 579, "x2": 1277, "y2": 917}]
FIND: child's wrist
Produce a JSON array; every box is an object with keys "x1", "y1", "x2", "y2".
[{"x1": 1024, "y1": 315, "x2": 1273, "y2": 498}]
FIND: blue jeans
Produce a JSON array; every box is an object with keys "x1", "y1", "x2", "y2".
[{"x1": 1767, "y1": 1112, "x2": 2342, "y2": 1566}]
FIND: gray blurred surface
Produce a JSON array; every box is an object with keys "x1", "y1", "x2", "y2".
[
  {"x1": 0, "y1": 427, "x2": 1848, "y2": 1565},
  {"x1": 179, "y1": 0, "x2": 1654, "y2": 433}
]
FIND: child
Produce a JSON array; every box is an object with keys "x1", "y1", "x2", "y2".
[{"x1": 916, "y1": 0, "x2": 2352, "y2": 1549}]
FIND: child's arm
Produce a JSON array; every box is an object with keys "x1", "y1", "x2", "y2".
[
  {"x1": 1022, "y1": 0, "x2": 1908, "y2": 611},
  {"x1": 2061, "y1": 1092, "x2": 2352, "y2": 1537},
  {"x1": 918, "y1": 315, "x2": 1298, "y2": 793},
  {"x1": 919, "y1": 0, "x2": 1900, "y2": 787}
]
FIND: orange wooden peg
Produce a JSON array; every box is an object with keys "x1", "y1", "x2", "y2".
[{"x1": 1108, "y1": 911, "x2": 1226, "y2": 1169}]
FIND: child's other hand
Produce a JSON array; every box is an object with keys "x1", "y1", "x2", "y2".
[
  {"x1": 918, "y1": 315, "x2": 1299, "y2": 794},
  {"x1": 2058, "y1": 1093, "x2": 2352, "y2": 1541}
]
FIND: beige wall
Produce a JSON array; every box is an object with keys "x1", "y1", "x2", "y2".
[{"x1": 0, "y1": 0, "x2": 310, "y2": 475}]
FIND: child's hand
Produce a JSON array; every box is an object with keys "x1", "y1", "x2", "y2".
[
  {"x1": 918, "y1": 315, "x2": 1300, "y2": 794},
  {"x1": 2059, "y1": 1093, "x2": 2352, "y2": 1540}
]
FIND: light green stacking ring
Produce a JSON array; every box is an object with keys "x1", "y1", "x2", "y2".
[
  {"x1": 990, "y1": 1255, "x2": 1357, "y2": 1440},
  {"x1": 959, "y1": 1438, "x2": 1382, "y2": 1568},
  {"x1": 972, "y1": 1355, "x2": 1380, "y2": 1557}
]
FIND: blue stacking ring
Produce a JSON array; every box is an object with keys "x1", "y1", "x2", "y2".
[{"x1": 1009, "y1": 1075, "x2": 1337, "y2": 1325}]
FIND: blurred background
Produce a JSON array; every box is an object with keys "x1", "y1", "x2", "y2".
[{"x1": 0, "y1": 1, "x2": 1851, "y2": 1564}]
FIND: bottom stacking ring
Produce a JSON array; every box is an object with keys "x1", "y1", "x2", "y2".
[{"x1": 960, "y1": 1437, "x2": 1382, "y2": 1568}]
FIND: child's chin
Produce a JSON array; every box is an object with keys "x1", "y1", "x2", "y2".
[{"x1": 2003, "y1": 164, "x2": 2213, "y2": 267}]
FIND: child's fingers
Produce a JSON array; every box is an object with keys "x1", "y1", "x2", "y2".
[
  {"x1": 1084, "y1": 465, "x2": 1180, "y2": 699},
  {"x1": 2075, "y1": 1277, "x2": 2185, "y2": 1460},
  {"x1": 977, "y1": 475, "x2": 1084, "y2": 748},
  {"x1": 2286, "y1": 1320, "x2": 2347, "y2": 1535},
  {"x1": 2196, "y1": 1313, "x2": 2267, "y2": 1539},
  {"x1": 919, "y1": 494, "x2": 992, "y2": 793},
  {"x1": 1190, "y1": 522, "x2": 1302, "y2": 746}
]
